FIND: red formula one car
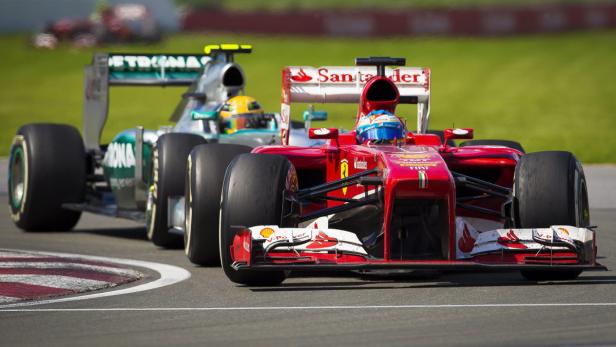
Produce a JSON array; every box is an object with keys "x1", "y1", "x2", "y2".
[{"x1": 210, "y1": 57, "x2": 604, "y2": 286}]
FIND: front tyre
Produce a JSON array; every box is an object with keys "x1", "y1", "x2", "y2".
[
  {"x1": 219, "y1": 154, "x2": 297, "y2": 286},
  {"x1": 8, "y1": 124, "x2": 86, "y2": 231},
  {"x1": 147, "y1": 133, "x2": 206, "y2": 248},
  {"x1": 185, "y1": 144, "x2": 252, "y2": 266},
  {"x1": 513, "y1": 151, "x2": 589, "y2": 281}
]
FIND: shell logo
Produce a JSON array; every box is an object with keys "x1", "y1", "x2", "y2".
[
  {"x1": 557, "y1": 227, "x2": 570, "y2": 236},
  {"x1": 260, "y1": 227, "x2": 275, "y2": 238}
]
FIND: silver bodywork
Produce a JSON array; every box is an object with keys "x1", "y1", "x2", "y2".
[{"x1": 80, "y1": 49, "x2": 318, "y2": 223}]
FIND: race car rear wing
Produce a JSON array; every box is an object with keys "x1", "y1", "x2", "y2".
[
  {"x1": 83, "y1": 44, "x2": 252, "y2": 151},
  {"x1": 280, "y1": 62, "x2": 430, "y2": 145}
]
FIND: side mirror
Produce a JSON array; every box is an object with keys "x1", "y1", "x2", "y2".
[
  {"x1": 308, "y1": 128, "x2": 338, "y2": 140},
  {"x1": 444, "y1": 128, "x2": 474, "y2": 142},
  {"x1": 303, "y1": 110, "x2": 328, "y2": 122},
  {"x1": 303, "y1": 105, "x2": 328, "y2": 129}
]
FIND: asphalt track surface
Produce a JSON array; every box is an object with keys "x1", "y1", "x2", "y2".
[{"x1": 0, "y1": 166, "x2": 614, "y2": 346}]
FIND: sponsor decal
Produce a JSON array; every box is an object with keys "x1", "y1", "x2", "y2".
[
  {"x1": 108, "y1": 55, "x2": 209, "y2": 71},
  {"x1": 103, "y1": 142, "x2": 136, "y2": 168},
  {"x1": 266, "y1": 235, "x2": 289, "y2": 244},
  {"x1": 392, "y1": 154, "x2": 440, "y2": 170},
  {"x1": 558, "y1": 227, "x2": 570, "y2": 236},
  {"x1": 354, "y1": 158, "x2": 368, "y2": 170},
  {"x1": 418, "y1": 170, "x2": 428, "y2": 189},
  {"x1": 289, "y1": 67, "x2": 425, "y2": 85},
  {"x1": 400, "y1": 162, "x2": 439, "y2": 168},
  {"x1": 457, "y1": 224, "x2": 476, "y2": 253},
  {"x1": 316, "y1": 68, "x2": 421, "y2": 84},
  {"x1": 291, "y1": 68, "x2": 312, "y2": 82},
  {"x1": 260, "y1": 227, "x2": 275, "y2": 238},
  {"x1": 340, "y1": 159, "x2": 349, "y2": 195},
  {"x1": 405, "y1": 166, "x2": 435, "y2": 170},
  {"x1": 532, "y1": 227, "x2": 575, "y2": 248},
  {"x1": 313, "y1": 128, "x2": 330, "y2": 136},
  {"x1": 391, "y1": 153, "x2": 431, "y2": 159},
  {"x1": 497, "y1": 230, "x2": 527, "y2": 249},
  {"x1": 306, "y1": 231, "x2": 338, "y2": 249}
]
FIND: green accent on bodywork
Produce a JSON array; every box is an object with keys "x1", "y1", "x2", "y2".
[
  {"x1": 191, "y1": 110, "x2": 219, "y2": 120},
  {"x1": 303, "y1": 109, "x2": 328, "y2": 121},
  {"x1": 109, "y1": 71, "x2": 201, "y2": 82},
  {"x1": 8, "y1": 145, "x2": 24, "y2": 209},
  {"x1": 102, "y1": 129, "x2": 154, "y2": 209},
  {"x1": 107, "y1": 54, "x2": 210, "y2": 82}
]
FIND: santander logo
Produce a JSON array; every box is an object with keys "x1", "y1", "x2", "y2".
[
  {"x1": 306, "y1": 231, "x2": 338, "y2": 249},
  {"x1": 290, "y1": 67, "x2": 423, "y2": 84},
  {"x1": 457, "y1": 224, "x2": 476, "y2": 253},
  {"x1": 497, "y1": 230, "x2": 527, "y2": 249},
  {"x1": 291, "y1": 68, "x2": 313, "y2": 82}
]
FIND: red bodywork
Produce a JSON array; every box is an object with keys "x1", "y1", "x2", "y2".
[
  {"x1": 38, "y1": 4, "x2": 160, "y2": 46},
  {"x1": 231, "y1": 63, "x2": 602, "y2": 274}
]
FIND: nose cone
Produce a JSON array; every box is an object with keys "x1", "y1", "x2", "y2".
[{"x1": 380, "y1": 147, "x2": 454, "y2": 198}]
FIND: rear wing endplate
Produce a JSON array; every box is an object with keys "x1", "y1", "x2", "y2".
[{"x1": 280, "y1": 66, "x2": 430, "y2": 145}]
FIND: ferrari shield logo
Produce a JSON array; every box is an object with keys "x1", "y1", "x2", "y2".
[{"x1": 340, "y1": 159, "x2": 349, "y2": 195}]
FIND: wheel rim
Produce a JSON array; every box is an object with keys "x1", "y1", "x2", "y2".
[{"x1": 9, "y1": 146, "x2": 25, "y2": 210}]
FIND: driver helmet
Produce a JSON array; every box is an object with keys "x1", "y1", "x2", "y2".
[
  {"x1": 356, "y1": 109, "x2": 406, "y2": 144},
  {"x1": 219, "y1": 96, "x2": 266, "y2": 134}
]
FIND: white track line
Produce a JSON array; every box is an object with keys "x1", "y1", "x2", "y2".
[
  {"x1": 2, "y1": 302, "x2": 616, "y2": 312},
  {"x1": 0, "y1": 249, "x2": 191, "y2": 309},
  {"x1": 0, "y1": 275, "x2": 109, "y2": 290}
]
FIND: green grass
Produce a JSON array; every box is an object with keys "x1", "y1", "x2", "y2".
[{"x1": 1, "y1": 31, "x2": 615, "y2": 162}]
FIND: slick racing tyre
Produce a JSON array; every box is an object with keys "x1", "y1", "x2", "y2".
[
  {"x1": 219, "y1": 154, "x2": 297, "y2": 286},
  {"x1": 459, "y1": 139, "x2": 525, "y2": 153},
  {"x1": 513, "y1": 151, "x2": 589, "y2": 281},
  {"x1": 8, "y1": 124, "x2": 86, "y2": 231},
  {"x1": 147, "y1": 133, "x2": 206, "y2": 248},
  {"x1": 185, "y1": 144, "x2": 252, "y2": 266}
]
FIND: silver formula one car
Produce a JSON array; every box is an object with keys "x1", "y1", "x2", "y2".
[{"x1": 8, "y1": 44, "x2": 321, "y2": 249}]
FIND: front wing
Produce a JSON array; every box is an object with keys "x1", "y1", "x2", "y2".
[{"x1": 230, "y1": 217, "x2": 606, "y2": 273}]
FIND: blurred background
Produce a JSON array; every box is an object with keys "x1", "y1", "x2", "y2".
[{"x1": 0, "y1": 0, "x2": 614, "y2": 162}]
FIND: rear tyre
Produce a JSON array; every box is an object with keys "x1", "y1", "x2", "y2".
[
  {"x1": 8, "y1": 124, "x2": 86, "y2": 231},
  {"x1": 147, "y1": 133, "x2": 206, "y2": 248},
  {"x1": 185, "y1": 144, "x2": 252, "y2": 266},
  {"x1": 513, "y1": 151, "x2": 589, "y2": 281},
  {"x1": 220, "y1": 154, "x2": 296, "y2": 286},
  {"x1": 459, "y1": 139, "x2": 525, "y2": 153}
]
